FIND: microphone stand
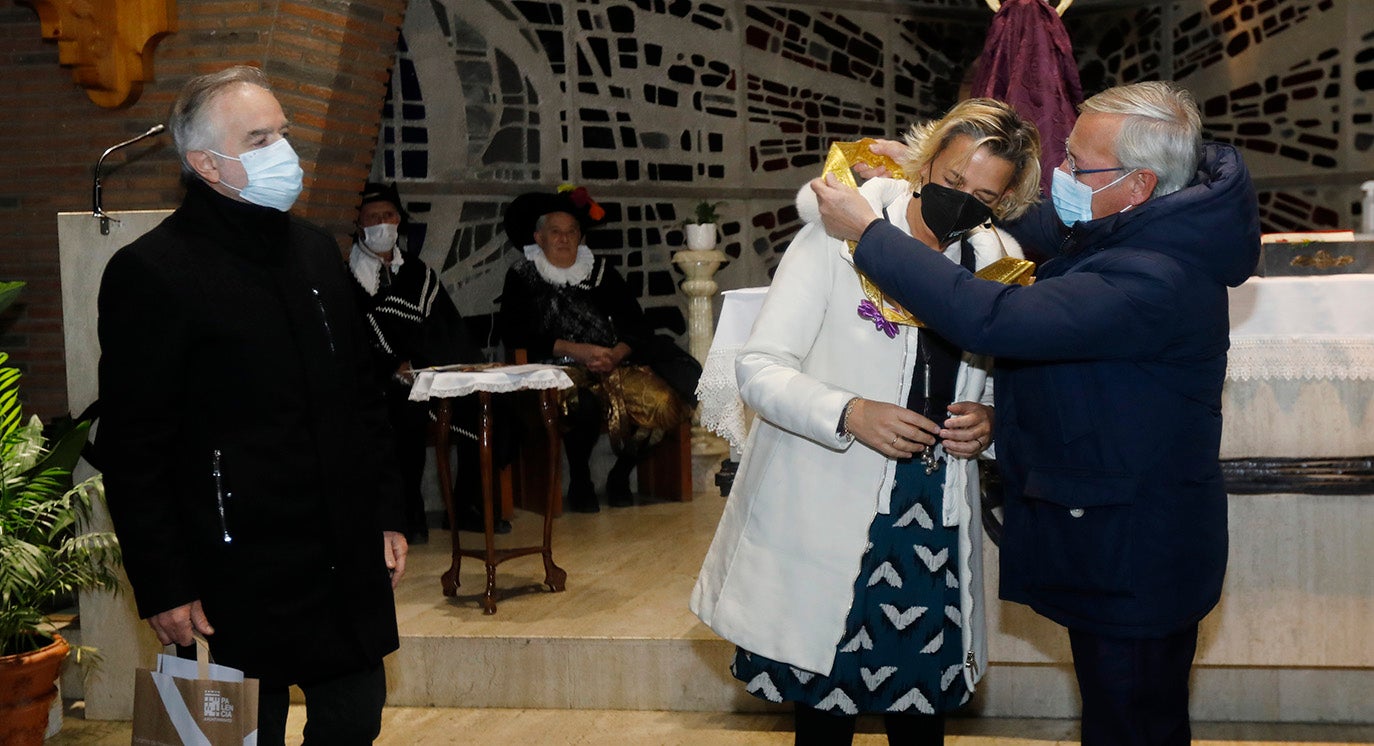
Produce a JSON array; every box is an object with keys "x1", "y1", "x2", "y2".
[{"x1": 93, "y1": 124, "x2": 166, "y2": 235}]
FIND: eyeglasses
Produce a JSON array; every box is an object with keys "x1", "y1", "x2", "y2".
[{"x1": 1064, "y1": 139, "x2": 1129, "y2": 180}]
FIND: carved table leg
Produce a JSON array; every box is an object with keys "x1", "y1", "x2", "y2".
[
  {"x1": 434, "y1": 398, "x2": 462, "y2": 596},
  {"x1": 481, "y1": 562, "x2": 498, "y2": 615},
  {"x1": 479, "y1": 392, "x2": 499, "y2": 614},
  {"x1": 538, "y1": 389, "x2": 567, "y2": 592}
]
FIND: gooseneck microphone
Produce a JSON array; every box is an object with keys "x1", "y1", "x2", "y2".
[{"x1": 93, "y1": 123, "x2": 166, "y2": 234}]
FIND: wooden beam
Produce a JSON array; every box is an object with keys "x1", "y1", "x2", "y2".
[{"x1": 18, "y1": 0, "x2": 176, "y2": 109}]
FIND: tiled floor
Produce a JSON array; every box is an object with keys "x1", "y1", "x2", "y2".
[{"x1": 47, "y1": 701, "x2": 1374, "y2": 745}]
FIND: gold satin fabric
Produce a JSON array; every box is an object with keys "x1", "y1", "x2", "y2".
[
  {"x1": 562, "y1": 366, "x2": 692, "y2": 456},
  {"x1": 824, "y1": 138, "x2": 1037, "y2": 328}
]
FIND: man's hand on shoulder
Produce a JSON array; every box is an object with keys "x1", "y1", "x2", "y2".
[
  {"x1": 811, "y1": 173, "x2": 880, "y2": 243},
  {"x1": 146, "y1": 600, "x2": 214, "y2": 646}
]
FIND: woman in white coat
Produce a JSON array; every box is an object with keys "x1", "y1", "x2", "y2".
[{"x1": 691, "y1": 99, "x2": 1041, "y2": 745}]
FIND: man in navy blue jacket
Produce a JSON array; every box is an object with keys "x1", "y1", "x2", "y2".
[{"x1": 811, "y1": 81, "x2": 1260, "y2": 745}]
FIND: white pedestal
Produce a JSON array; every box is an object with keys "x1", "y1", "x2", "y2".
[{"x1": 672, "y1": 249, "x2": 730, "y2": 457}]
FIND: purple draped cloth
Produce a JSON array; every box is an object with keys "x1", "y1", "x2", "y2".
[{"x1": 971, "y1": 0, "x2": 1083, "y2": 197}]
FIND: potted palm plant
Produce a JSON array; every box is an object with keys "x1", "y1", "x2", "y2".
[
  {"x1": 684, "y1": 200, "x2": 724, "y2": 250},
  {"x1": 0, "y1": 280, "x2": 121, "y2": 743}
]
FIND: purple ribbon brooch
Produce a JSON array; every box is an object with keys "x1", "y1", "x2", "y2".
[{"x1": 857, "y1": 299, "x2": 899, "y2": 338}]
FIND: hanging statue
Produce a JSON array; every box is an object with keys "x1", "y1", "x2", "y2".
[{"x1": 974, "y1": 0, "x2": 1082, "y2": 197}]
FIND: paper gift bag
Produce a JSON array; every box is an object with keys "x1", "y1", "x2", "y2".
[{"x1": 131, "y1": 639, "x2": 259, "y2": 745}]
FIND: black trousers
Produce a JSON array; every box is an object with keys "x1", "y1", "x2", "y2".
[
  {"x1": 1068, "y1": 623, "x2": 1199, "y2": 746},
  {"x1": 793, "y1": 705, "x2": 943, "y2": 746},
  {"x1": 561, "y1": 389, "x2": 638, "y2": 487},
  {"x1": 257, "y1": 662, "x2": 387, "y2": 746}
]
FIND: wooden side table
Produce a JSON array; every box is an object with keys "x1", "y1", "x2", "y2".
[{"x1": 412, "y1": 364, "x2": 573, "y2": 614}]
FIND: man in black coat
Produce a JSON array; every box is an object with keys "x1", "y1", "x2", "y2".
[{"x1": 96, "y1": 65, "x2": 407, "y2": 745}]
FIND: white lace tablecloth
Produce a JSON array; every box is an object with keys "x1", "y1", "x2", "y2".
[
  {"x1": 408, "y1": 363, "x2": 573, "y2": 402},
  {"x1": 1227, "y1": 276, "x2": 1374, "y2": 382},
  {"x1": 1224, "y1": 276, "x2": 1374, "y2": 457},
  {"x1": 696, "y1": 287, "x2": 769, "y2": 452}
]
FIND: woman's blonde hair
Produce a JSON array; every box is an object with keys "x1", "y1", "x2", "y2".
[{"x1": 898, "y1": 98, "x2": 1042, "y2": 221}]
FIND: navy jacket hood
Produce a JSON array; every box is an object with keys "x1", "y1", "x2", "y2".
[{"x1": 1052, "y1": 142, "x2": 1260, "y2": 288}]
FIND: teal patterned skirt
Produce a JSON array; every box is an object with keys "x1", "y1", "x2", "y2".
[{"x1": 731, "y1": 456, "x2": 970, "y2": 714}]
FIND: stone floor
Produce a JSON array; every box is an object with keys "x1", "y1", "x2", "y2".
[{"x1": 45, "y1": 701, "x2": 1374, "y2": 745}]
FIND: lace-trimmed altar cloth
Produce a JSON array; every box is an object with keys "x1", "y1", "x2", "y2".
[
  {"x1": 697, "y1": 288, "x2": 769, "y2": 452},
  {"x1": 1227, "y1": 276, "x2": 1374, "y2": 382},
  {"x1": 409, "y1": 363, "x2": 573, "y2": 401},
  {"x1": 701, "y1": 277, "x2": 1374, "y2": 460}
]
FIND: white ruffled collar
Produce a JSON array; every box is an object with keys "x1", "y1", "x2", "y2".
[
  {"x1": 523, "y1": 244, "x2": 595, "y2": 286},
  {"x1": 348, "y1": 240, "x2": 405, "y2": 295}
]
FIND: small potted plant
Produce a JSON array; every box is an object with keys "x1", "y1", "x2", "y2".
[
  {"x1": 684, "y1": 200, "x2": 724, "y2": 251},
  {"x1": 0, "y1": 281, "x2": 121, "y2": 743}
]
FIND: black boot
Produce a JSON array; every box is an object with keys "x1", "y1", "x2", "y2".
[
  {"x1": 606, "y1": 456, "x2": 635, "y2": 508},
  {"x1": 563, "y1": 398, "x2": 602, "y2": 514},
  {"x1": 566, "y1": 476, "x2": 600, "y2": 513}
]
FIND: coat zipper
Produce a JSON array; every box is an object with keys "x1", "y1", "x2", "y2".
[
  {"x1": 212, "y1": 449, "x2": 233, "y2": 544},
  {"x1": 965, "y1": 649, "x2": 979, "y2": 677},
  {"x1": 310, "y1": 287, "x2": 337, "y2": 355}
]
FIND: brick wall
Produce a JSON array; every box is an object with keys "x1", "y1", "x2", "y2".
[{"x1": 0, "y1": 0, "x2": 406, "y2": 419}]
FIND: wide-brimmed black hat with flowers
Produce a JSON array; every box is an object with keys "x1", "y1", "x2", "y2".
[{"x1": 502, "y1": 186, "x2": 606, "y2": 249}]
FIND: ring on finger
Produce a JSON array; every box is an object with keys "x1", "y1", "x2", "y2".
[{"x1": 890, "y1": 434, "x2": 900, "y2": 447}]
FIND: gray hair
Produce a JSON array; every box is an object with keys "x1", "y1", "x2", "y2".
[
  {"x1": 169, "y1": 66, "x2": 272, "y2": 173},
  {"x1": 1080, "y1": 81, "x2": 1202, "y2": 197}
]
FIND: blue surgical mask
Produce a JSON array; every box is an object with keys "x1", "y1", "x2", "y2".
[
  {"x1": 1050, "y1": 166, "x2": 1136, "y2": 226},
  {"x1": 209, "y1": 138, "x2": 304, "y2": 212}
]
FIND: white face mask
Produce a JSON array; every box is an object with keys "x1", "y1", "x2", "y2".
[
  {"x1": 209, "y1": 138, "x2": 304, "y2": 212},
  {"x1": 1050, "y1": 166, "x2": 1136, "y2": 226},
  {"x1": 361, "y1": 222, "x2": 399, "y2": 254}
]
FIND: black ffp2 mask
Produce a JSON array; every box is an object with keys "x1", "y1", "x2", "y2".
[{"x1": 917, "y1": 181, "x2": 993, "y2": 245}]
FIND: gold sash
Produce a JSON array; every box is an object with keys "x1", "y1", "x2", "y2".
[{"x1": 824, "y1": 139, "x2": 1036, "y2": 328}]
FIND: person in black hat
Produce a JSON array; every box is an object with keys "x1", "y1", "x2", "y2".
[
  {"x1": 348, "y1": 182, "x2": 511, "y2": 537},
  {"x1": 499, "y1": 188, "x2": 699, "y2": 512}
]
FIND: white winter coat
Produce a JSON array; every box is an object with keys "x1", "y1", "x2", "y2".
[{"x1": 690, "y1": 178, "x2": 1022, "y2": 689}]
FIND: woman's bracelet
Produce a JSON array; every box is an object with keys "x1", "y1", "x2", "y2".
[{"x1": 837, "y1": 397, "x2": 860, "y2": 439}]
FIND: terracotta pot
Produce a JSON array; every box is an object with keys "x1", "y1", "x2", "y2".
[{"x1": 0, "y1": 633, "x2": 69, "y2": 746}]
